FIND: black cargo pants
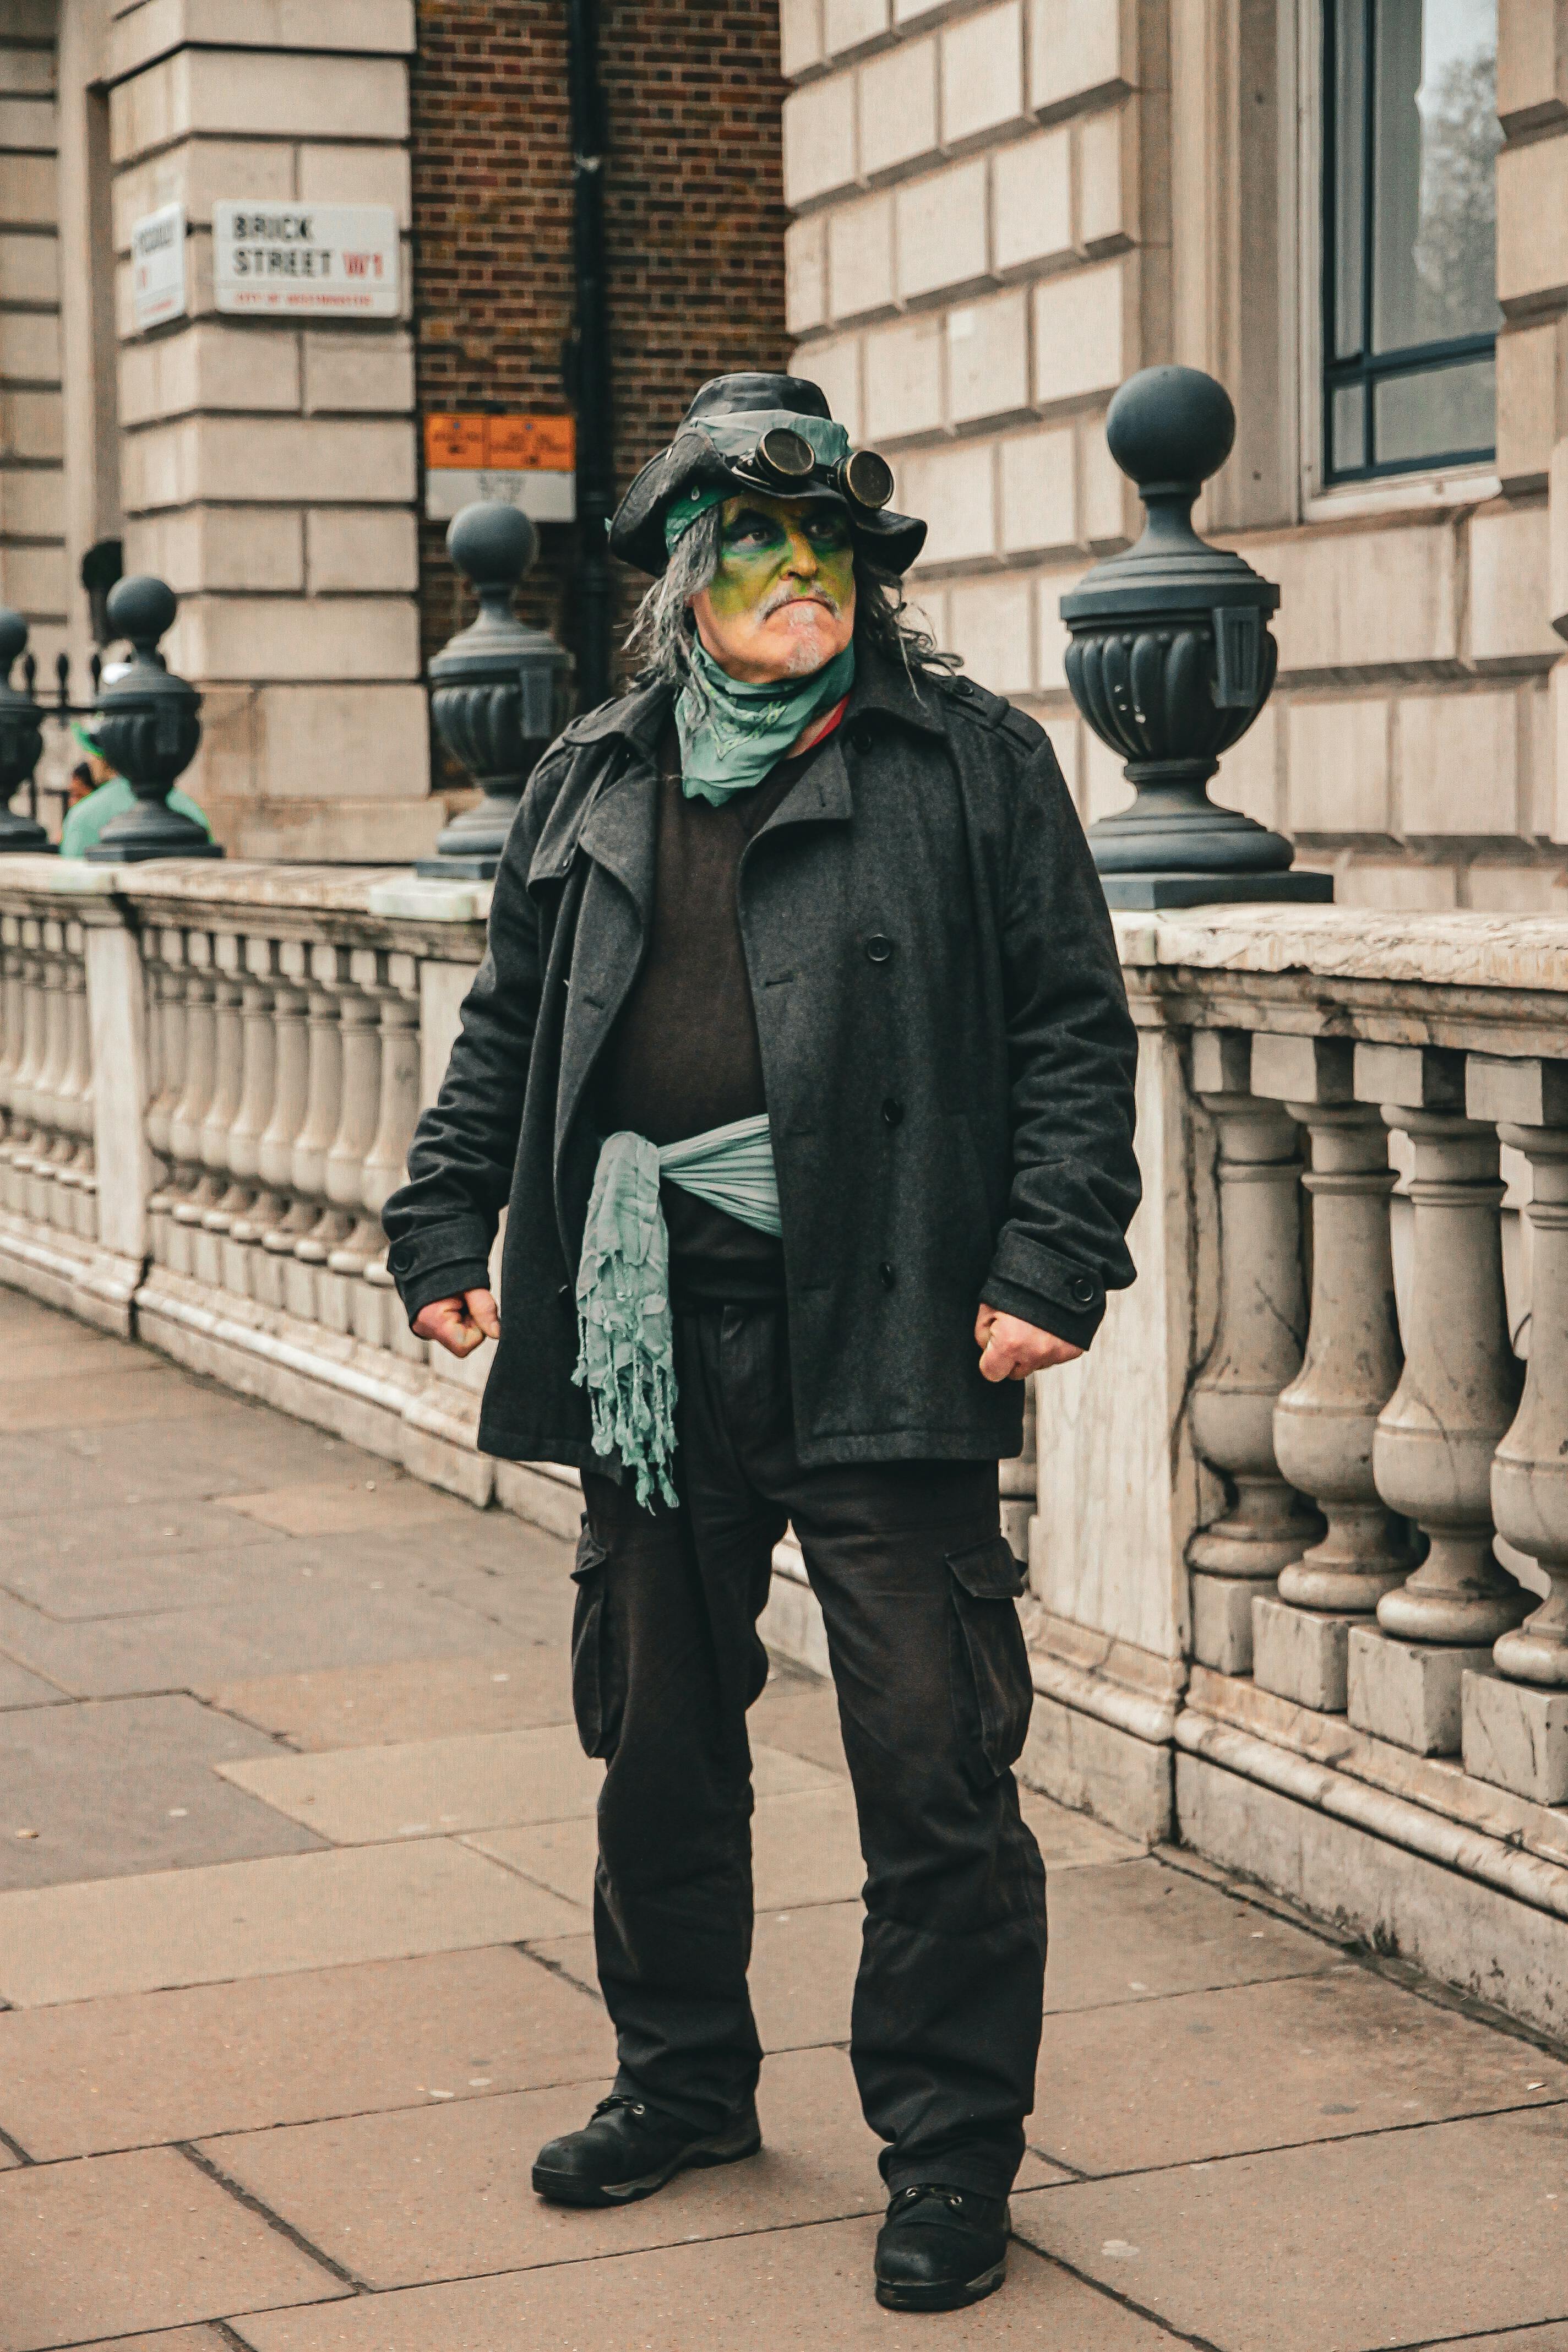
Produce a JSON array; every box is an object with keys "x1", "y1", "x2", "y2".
[{"x1": 573, "y1": 1304, "x2": 1047, "y2": 2199}]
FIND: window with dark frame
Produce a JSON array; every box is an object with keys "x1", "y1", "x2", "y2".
[{"x1": 1322, "y1": 0, "x2": 1502, "y2": 484}]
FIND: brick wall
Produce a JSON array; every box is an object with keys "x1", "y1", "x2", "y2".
[{"x1": 411, "y1": 0, "x2": 791, "y2": 695}]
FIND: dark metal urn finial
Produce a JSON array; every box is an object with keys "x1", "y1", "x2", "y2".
[
  {"x1": 416, "y1": 501, "x2": 575, "y2": 881},
  {"x1": 1060, "y1": 365, "x2": 1331, "y2": 910},
  {"x1": 0, "y1": 608, "x2": 50, "y2": 853},
  {"x1": 83, "y1": 574, "x2": 218, "y2": 864}
]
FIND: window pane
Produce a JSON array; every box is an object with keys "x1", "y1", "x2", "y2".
[
  {"x1": 1331, "y1": 383, "x2": 1367, "y2": 472},
  {"x1": 1372, "y1": 0, "x2": 1501, "y2": 355},
  {"x1": 1331, "y1": 0, "x2": 1367, "y2": 360},
  {"x1": 1373, "y1": 353, "x2": 1496, "y2": 465}
]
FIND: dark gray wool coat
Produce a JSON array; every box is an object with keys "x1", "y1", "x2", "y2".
[{"x1": 383, "y1": 647, "x2": 1141, "y2": 1475}]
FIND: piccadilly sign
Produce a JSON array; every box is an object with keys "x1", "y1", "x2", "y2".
[
  {"x1": 129, "y1": 202, "x2": 187, "y2": 332},
  {"x1": 213, "y1": 202, "x2": 400, "y2": 318}
]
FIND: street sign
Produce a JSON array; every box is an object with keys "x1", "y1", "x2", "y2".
[
  {"x1": 129, "y1": 203, "x2": 187, "y2": 333},
  {"x1": 424, "y1": 412, "x2": 577, "y2": 524},
  {"x1": 213, "y1": 202, "x2": 400, "y2": 318}
]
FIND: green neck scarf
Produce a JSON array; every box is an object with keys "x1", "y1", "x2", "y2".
[{"x1": 675, "y1": 640, "x2": 854, "y2": 807}]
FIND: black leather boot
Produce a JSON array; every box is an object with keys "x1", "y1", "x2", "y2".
[
  {"x1": 874, "y1": 2183, "x2": 1011, "y2": 2311},
  {"x1": 531, "y1": 2090, "x2": 761, "y2": 2208}
]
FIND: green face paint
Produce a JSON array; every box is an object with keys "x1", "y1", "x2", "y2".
[{"x1": 707, "y1": 494, "x2": 855, "y2": 620}]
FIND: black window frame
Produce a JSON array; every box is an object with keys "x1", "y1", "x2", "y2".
[{"x1": 1321, "y1": 0, "x2": 1499, "y2": 487}]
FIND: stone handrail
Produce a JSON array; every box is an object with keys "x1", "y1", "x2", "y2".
[{"x1": 4, "y1": 867, "x2": 1568, "y2": 2033}]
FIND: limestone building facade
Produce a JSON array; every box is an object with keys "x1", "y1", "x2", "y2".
[
  {"x1": 783, "y1": 0, "x2": 1568, "y2": 910},
  {"x1": 0, "y1": 0, "x2": 787, "y2": 861}
]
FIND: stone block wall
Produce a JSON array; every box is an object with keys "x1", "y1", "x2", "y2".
[
  {"x1": 1, "y1": 1, "x2": 65, "y2": 687},
  {"x1": 102, "y1": 0, "x2": 428, "y2": 863},
  {"x1": 410, "y1": 0, "x2": 791, "y2": 689},
  {"x1": 782, "y1": 0, "x2": 1568, "y2": 912}
]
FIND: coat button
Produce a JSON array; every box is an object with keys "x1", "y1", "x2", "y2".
[
  {"x1": 850, "y1": 721, "x2": 875, "y2": 753},
  {"x1": 878, "y1": 1260, "x2": 897, "y2": 1291},
  {"x1": 1071, "y1": 1273, "x2": 1096, "y2": 1304},
  {"x1": 881, "y1": 1097, "x2": 904, "y2": 1128},
  {"x1": 864, "y1": 933, "x2": 895, "y2": 964}
]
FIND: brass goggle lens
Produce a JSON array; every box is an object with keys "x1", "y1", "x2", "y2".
[
  {"x1": 839, "y1": 448, "x2": 895, "y2": 510},
  {"x1": 755, "y1": 427, "x2": 817, "y2": 483}
]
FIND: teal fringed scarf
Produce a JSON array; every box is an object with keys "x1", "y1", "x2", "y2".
[
  {"x1": 573, "y1": 1114, "x2": 782, "y2": 1508},
  {"x1": 675, "y1": 640, "x2": 854, "y2": 806}
]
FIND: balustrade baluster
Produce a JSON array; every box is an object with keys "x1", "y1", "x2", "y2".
[
  {"x1": 1454, "y1": 1057, "x2": 1568, "y2": 1805},
  {"x1": 1186, "y1": 1029, "x2": 1320, "y2": 1674},
  {"x1": 166, "y1": 948, "x2": 219, "y2": 1278},
  {"x1": 253, "y1": 967, "x2": 311, "y2": 1309},
  {"x1": 1346, "y1": 1045, "x2": 1526, "y2": 1758},
  {"x1": 0, "y1": 929, "x2": 23, "y2": 1147},
  {"x1": 286, "y1": 946, "x2": 349, "y2": 1323},
  {"x1": 193, "y1": 943, "x2": 248, "y2": 1286},
  {"x1": 315, "y1": 964, "x2": 385, "y2": 1333},
  {"x1": 341, "y1": 953, "x2": 422, "y2": 1349},
  {"x1": 145, "y1": 940, "x2": 188, "y2": 1267},
  {"x1": 1246, "y1": 1035, "x2": 1412, "y2": 1712},
  {"x1": 55, "y1": 944, "x2": 95, "y2": 1236},
  {"x1": 1000, "y1": 1375, "x2": 1038, "y2": 1564},
  {"x1": 4, "y1": 931, "x2": 46, "y2": 1212},
  {"x1": 29, "y1": 927, "x2": 70, "y2": 1225}
]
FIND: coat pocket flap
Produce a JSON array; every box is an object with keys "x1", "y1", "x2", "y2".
[
  {"x1": 946, "y1": 1534, "x2": 1026, "y2": 1600},
  {"x1": 571, "y1": 1525, "x2": 609, "y2": 1584}
]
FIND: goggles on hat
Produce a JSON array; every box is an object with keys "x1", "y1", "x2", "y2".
[{"x1": 662, "y1": 409, "x2": 897, "y2": 553}]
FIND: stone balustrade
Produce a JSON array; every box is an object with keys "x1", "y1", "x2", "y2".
[{"x1": 6, "y1": 867, "x2": 1568, "y2": 2038}]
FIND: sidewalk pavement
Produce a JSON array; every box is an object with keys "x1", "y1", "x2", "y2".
[{"x1": 0, "y1": 1283, "x2": 1564, "y2": 2351}]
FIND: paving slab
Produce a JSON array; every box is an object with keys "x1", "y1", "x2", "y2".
[
  {"x1": 217, "y1": 1726, "x2": 836, "y2": 1844},
  {"x1": 66, "y1": 2332, "x2": 233, "y2": 2352},
  {"x1": 228, "y1": 2218, "x2": 1185, "y2": 2350},
  {"x1": 0, "y1": 1694, "x2": 324, "y2": 1888},
  {"x1": 1036, "y1": 1962, "x2": 1568, "y2": 2175},
  {"x1": 1, "y1": 2142, "x2": 349, "y2": 2349},
  {"x1": 0, "y1": 1494, "x2": 290, "y2": 1604},
  {"x1": 1012, "y1": 2104, "x2": 1568, "y2": 2352},
  {"x1": 209, "y1": 1652, "x2": 575, "y2": 1750},
  {"x1": 409, "y1": 1560, "x2": 582, "y2": 1646},
  {"x1": 0, "y1": 1838, "x2": 587, "y2": 2007},
  {"x1": 1043, "y1": 1859, "x2": 1333, "y2": 2012},
  {"x1": 0, "y1": 1534, "x2": 343, "y2": 1625},
  {"x1": 532, "y1": 1898, "x2": 868, "y2": 2054},
  {"x1": 749, "y1": 1665, "x2": 851, "y2": 1776},
  {"x1": 0, "y1": 1654, "x2": 66, "y2": 1710},
  {"x1": 0, "y1": 1947, "x2": 612, "y2": 2161},
  {"x1": 45, "y1": 1412, "x2": 393, "y2": 1507},
  {"x1": 0, "y1": 1364, "x2": 239, "y2": 1433},
  {"x1": 0, "y1": 1578, "x2": 520, "y2": 1701},
  {"x1": 218, "y1": 1477, "x2": 486, "y2": 1539},
  {"x1": 2, "y1": 1326, "x2": 138, "y2": 1378},
  {"x1": 200, "y1": 2044, "x2": 1064, "y2": 2291}
]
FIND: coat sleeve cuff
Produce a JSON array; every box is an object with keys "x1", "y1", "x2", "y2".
[
  {"x1": 983, "y1": 1229, "x2": 1108, "y2": 1348},
  {"x1": 980, "y1": 1275, "x2": 1101, "y2": 1352},
  {"x1": 400, "y1": 1258, "x2": 497, "y2": 1330}
]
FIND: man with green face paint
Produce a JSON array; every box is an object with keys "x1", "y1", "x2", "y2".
[{"x1": 384, "y1": 374, "x2": 1141, "y2": 2315}]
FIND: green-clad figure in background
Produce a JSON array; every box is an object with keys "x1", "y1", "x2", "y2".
[{"x1": 59, "y1": 712, "x2": 211, "y2": 859}]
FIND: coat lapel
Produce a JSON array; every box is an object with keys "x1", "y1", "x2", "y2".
[{"x1": 554, "y1": 747, "x2": 658, "y2": 1170}]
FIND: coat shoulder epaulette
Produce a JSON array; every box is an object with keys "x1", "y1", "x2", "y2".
[{"x1": 935, "y1": 672, "x2": 1047, "y2": 760}]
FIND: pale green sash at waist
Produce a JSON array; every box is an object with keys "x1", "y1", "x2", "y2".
[{"x1": 571, "y1": 1113, "x2": 780, "y2": 1509}]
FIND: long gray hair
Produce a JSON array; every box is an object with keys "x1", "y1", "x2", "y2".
[{"x1": 623, "y1": 505, "x2": 956, "y2": 697}]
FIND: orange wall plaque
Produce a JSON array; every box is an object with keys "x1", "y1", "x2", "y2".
[{"x1": 425, "y1": 413, "x2": 576, "y2": 471}]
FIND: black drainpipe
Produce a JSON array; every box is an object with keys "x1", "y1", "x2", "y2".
[{"x1": 565, "y1": 0, "x2": 614, "y2": 710}]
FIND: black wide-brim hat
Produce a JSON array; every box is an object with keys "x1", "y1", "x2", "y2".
[{"x1": 609, "y1": 372, "x2": 927, "y2": 579}]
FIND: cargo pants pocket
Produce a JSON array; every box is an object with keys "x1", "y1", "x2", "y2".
[
  {"x1": 946, "y1": 1534, "x2": 1032, "y2": 1783},
  {"x1": 570, "y1": 1524, "x2": 620, "y2": 1760}
]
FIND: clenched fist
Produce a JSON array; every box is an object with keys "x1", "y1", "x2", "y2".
[
  {"x1": 412, "y1": 1287, "x2": 501, "y2": 1358},
  {"x1": 973, "y1": 1304, "x2": 1084, "y2": 1382}
]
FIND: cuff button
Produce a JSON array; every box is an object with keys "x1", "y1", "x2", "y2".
[{"x1": 1070, "y1": 1274, "x2": 1096, "y2": 1305}]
